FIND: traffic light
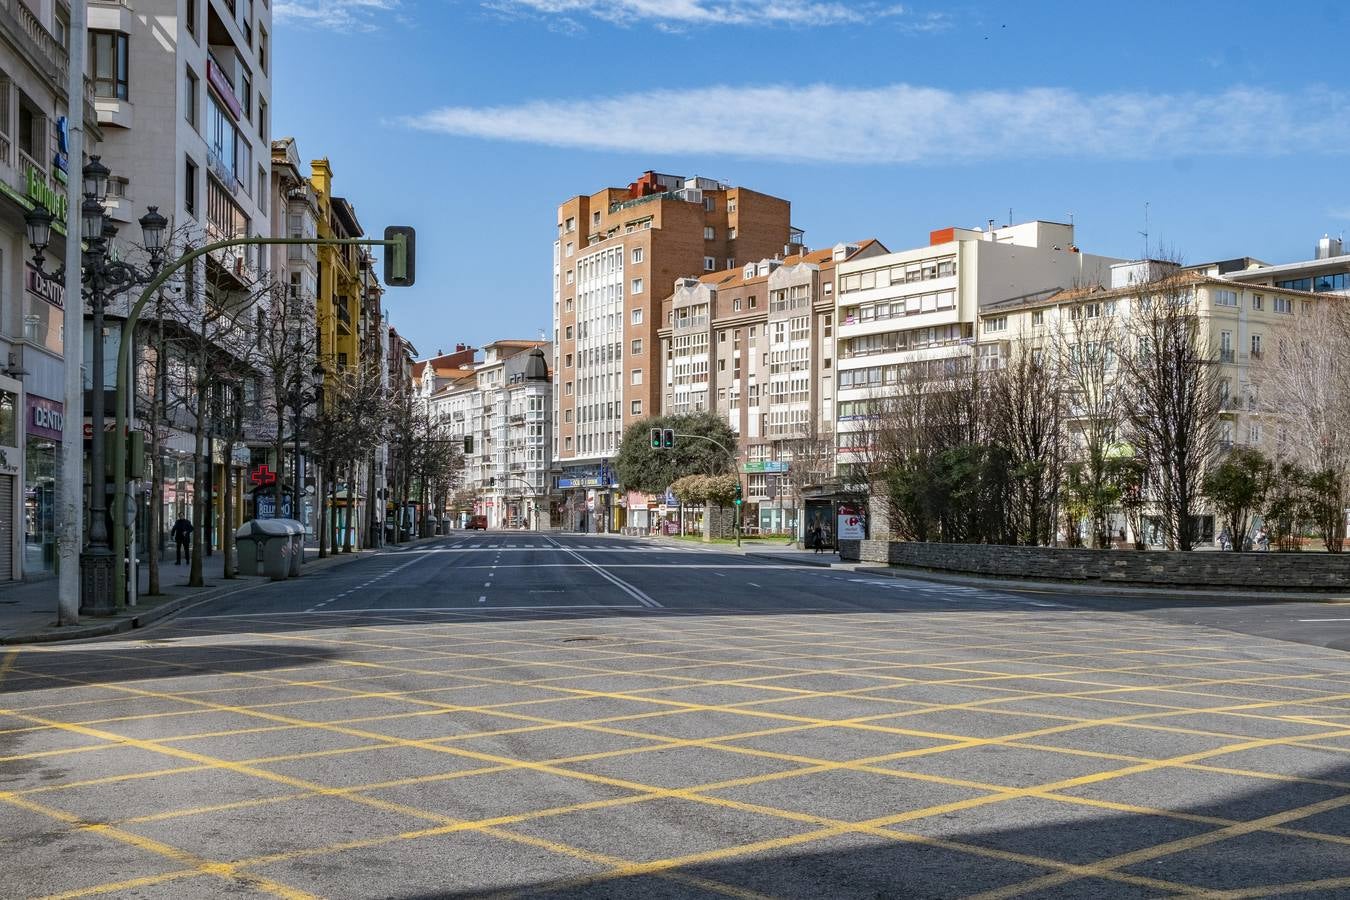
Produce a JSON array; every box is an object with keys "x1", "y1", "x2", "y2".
[
  {"x1": 733, "y1": 481, "x2": 743, "y2": 506},
  {"x1": 463, "y1": 434, "x2": 473, "y2": 454},
  {"x1": 383, "y1": 225, "x2": 416, "y2": 287},
  {"x1": 650, "y1": 428, "x2": 661, "y2": 450},
  {"x1": 662, "y1": 428, "x2": 675, "y2": 449}
]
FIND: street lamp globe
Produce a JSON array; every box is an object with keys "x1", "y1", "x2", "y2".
[
  {"x1": 101, "y1": 220, "x2": 119, "y2": 243},
  {"x1": 81, "y1": 197, "x2": 105, "y2": 243},
  {"x1": 82, "y1": 155, "x2": 110, "y2": 201},
  {"x1": 138, "y1": 206, "x2": 167, "y2": 255},
  {"x1": 23, "y1": 204, "x2": 53, "y2": 253}
]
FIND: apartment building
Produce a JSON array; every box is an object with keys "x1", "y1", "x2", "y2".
[
  {"x1": 0, "y1": 1, "x2": 102, "y2": 580},
  {"x1": 834, "y1": 222, "x2": 1120, "y2": 472},
  {"x1": 90, "y1": 0, "x2": 272, "y2": 552},
  {"x1": 427, "y1": 341, "x2": 551, "y2": 529},
  {"x1": 553, "y1": 170, "x2": 794, "y2": 531},
  {"x1": 657, "y1": 241, "x2": 887, "y2": 534},
  {"x1": 975, "y1": 259, "x2": 1323, "y2": 544},
  {"x1": 1211, "y1": 234, "x2": 1350, "y2": 297}
]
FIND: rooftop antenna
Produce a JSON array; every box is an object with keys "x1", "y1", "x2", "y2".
[{"x1": 1139, "y1": 201, "x2": 1150, "y2": 260}]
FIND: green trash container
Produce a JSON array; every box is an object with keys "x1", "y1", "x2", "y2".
[
  {"x1": 251, "y1": 519, "x2": 296, "y2": 581},
  {"x1": 235, "y1": 521, "x2": 264, "y2": 577},
  {"x1": 276, "y1": 519, "x2": 304, "y2": 577}
]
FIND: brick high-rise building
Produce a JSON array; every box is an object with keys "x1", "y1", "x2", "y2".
[{"x1": 551, "y1": 171, "x2": 795, "y2": 531}]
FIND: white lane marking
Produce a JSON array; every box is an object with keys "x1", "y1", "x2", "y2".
[
  {"x1": 543, "y1": 536, "x2": 662, "y2": 608},
  {"x1": 1297, "y1": 618, "x2": 1350, "y2": 622},
  {"x1": 180, "y1": 604, "x2": 646, "y2": 620},
  {"x1": 483, "y1": 582, "x2": 491, "y2": 588},
  {"x1": 747, "y1": 582, "x2": 761, "y2": 588},
  {"x1": 478, "y1": 595, "x2": 486, "y2": 603},
  {"x1": 715, "y1": 572, "x2": 726, "y2": 577}
]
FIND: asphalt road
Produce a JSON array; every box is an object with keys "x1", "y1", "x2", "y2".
[{"x1": 2, "y1": 532, "x2": 1349, "y2": 899}]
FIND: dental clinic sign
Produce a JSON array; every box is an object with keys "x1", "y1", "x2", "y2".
[
  {"x1": 25, "y1": 166, "x2": 68, "y2": 223},
  {"x1": 27, "y1": 396, "x2": 63, "y2": 441}
]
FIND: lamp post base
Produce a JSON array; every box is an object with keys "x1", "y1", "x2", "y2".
[{"x1": 79, "y1": 548, "x2": 117, "y2": 616}]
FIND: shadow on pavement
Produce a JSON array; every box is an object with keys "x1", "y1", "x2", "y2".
[
  {"x1": 0, "y1": 642, "x2": 340, "y2": 694},
  {"x1": 409, "y1": 761, "x2": 1350, "y2": 899}
]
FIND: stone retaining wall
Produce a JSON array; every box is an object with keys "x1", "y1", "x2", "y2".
[{"x1": 836, "y1": 540, "x2": 1350, "y2": 590}]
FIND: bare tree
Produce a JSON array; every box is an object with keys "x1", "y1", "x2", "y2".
[
  {"x1": 253, "y1": 285, "x2": 318, "y2": 524},
  {"x1": 1056, "y1": 299, "x2": 1125, "y2": 548},
  {"x1": 780, "y1": 420, "x2": 834, "y2": 541},
  {"x1": 1259, "y1": 303, "x2": 1350, "y2": 551},
  {"x1": 988, "y1": 336, "x2": 1067, "y2": 546},
  {"x1": 1119, "y1": 272, "x2": 1221, "y2": 551}
]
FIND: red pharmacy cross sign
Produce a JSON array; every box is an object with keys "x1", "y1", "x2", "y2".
[{"x1": 251, "y1": 464, "x2": 277, "y2": 486}]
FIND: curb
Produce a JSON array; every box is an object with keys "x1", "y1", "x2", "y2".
[
  {"x1": 745, "y1": 552, "x2": 839, "y2": 568},
  {"x1": 1, "y1": 539, "x2": 444, "y2": 646},
  {"x1": 849, "y1": 564, "x2": 1350, "y2": 604}
]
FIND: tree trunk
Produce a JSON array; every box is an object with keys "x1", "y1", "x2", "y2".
[
  {"x1": 189, "y1": 412, "x2": 206, "y2": 588},
  {"x1": 146, "y1": 302, "x2": 166, "y2": 596},
  {"x1": 316, "y1": 461, "x2": 327, "y2": 559},
  {"x1": 343, "y1": 460, "x2": 355, "y2": 552},
  {"x1": 222, "y1": 438, "x2": 235, "y2": 578}
]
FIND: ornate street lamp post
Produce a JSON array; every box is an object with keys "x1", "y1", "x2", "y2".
[{"x1": 25, "y1": 156, "x2": 168, "y2": 615}]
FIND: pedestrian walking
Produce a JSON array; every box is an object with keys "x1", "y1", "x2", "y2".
[
  {"x1": 810, "y1": 522, "x2": 823, "y2": 554},
  {"x1": 171, "y1": 516, "x2": 193, "y2": 565}
]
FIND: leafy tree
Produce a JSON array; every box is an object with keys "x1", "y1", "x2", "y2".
[
  {"x1": 1202, "y1": 446, "x2": 1274, "y2": 552},
  {"x1": 1264, "y1": 460, "x2": 1310, "y2": 551},
  {"x1": 1305, "y1": 468, "x2": 1346, "y2": 553},
  {"x1": 670, "y1": 474, "x2": 709, "y2": 505},
  {"x1": 704, "y1": 474, "x2": 740, "y2": 507},
  {"x1": 614, "y1": 411, "x2": 737, "y2": 493}
]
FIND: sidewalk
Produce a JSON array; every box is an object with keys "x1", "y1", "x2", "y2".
[{"x1": 0, "y1": 535, "x2": 444, "y2": 645}]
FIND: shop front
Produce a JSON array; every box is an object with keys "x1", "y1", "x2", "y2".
[
  {"x1": 0, "y1": 382, "x2": 18, "y2": 581},
  {"x1": 23, "y1": 395, "x2": 62, "y2": 577}
]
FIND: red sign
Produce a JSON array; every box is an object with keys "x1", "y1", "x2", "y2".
[
  {"x1": 206, "y1": 58, "x2": 242, "y2": 121},
  {"x1": 250, "y1": 463, "x2": 277, "y2": 485}
]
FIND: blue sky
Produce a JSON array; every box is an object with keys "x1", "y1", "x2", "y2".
[{"x1": 272, "y1": 0, "x2": 1350, "y2": 355}]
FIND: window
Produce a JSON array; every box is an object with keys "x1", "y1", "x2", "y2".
[
  {"x1": 1032, "y1": 310, "x2": 1045, "y2": 326},
  {"x1": 1249, "y1": 424, "x2": 1262, "y2": 444},
  {"x1": 1251, "y1": 334, "x2": 1263, "y2": 357},
  {"x1": 701, "y1": 256, "x2": 715, "y2": 271},
  {"x1": 1274, "y1": 296, "x2": 1293, "y2": 314},
  {"x1": 565, "y1": 382, "x2": 573, "y2": 395},
  {"x1": 631, "y1": 339, "x2": 642, "y2": 355},
  {"x1": 728, "y1": 227, "x2": 737, "y2": 240},
  {"x1": 565, "y1": 353, "x2": 573, "y2": 367},
  {"x1": 630, "y1": 308, "x2": 642, "y2": 325},
  {"x1": 185, "y1": 67, "x2": 198, "y2": 128},
  {"x1": 565, "y1": 437, "x2": 573, "y2": 451},
  {"x1": 564, "y1": 409, "x2": 573, "y2": 423},
  {"x1": 592, "y1": 211, "x2": 600, "y2": 227},
  {"x1": 733, "y1": 299, "x2": 741, "y2": 312},
  {"x1": 257, "y1": 96, "x2": 267, "y2": 140},
  {"x1": 184, "y1": 156, "x2": 198, "y2": 216},
  {"x1": 632, "y1": 247, "x2": 643, "y2": 264},
  {"x1": 727, "y1": 200, "x2": 736, "y2": 212},
  {"x1": 257, "y1": 165, "x2": 267, "y2": 216},
  {"x1": 186, "y1": 0, "x2": 197, "y2": 39},
  {"x1": 564, "y1": 298, "x2": 572, "y2": 312},
  {"x1": 564, "y1": 216, "x2": 575, "y2": 232},
  {"x1": 984, "y1": 316, "x2": 1007, "y2": 333},
  {"x1": 749, "y1": 296, "x2": 757, "y2": 309},
  {"x1": 564, "y1": 325, "x2": 573, "y2": 340},
  {"x1": 1213, "y1": 289, "x2": 1237, "y2": 307},
  {"x1": 631, "y1": 277, "x2": 643, "y2": 294},
  {"x1": 565, "y1": 241, "x2": 573, "y2": 257},
  {"x1": 631, "y1": 369, "x2": 642, "y2": 385},
  {"x1": 1251, "y1": 293, "x2": 1263, "y2": 311},
  {"x1": 258, "y1": 26, "x2": 269, "y2": 74},
  {"x1": 704, "y1": 196, "x2": 715, "y2": 212},
  {"x1": 565, "y1": 269, "x2": 574, "y2": 285},
  {"x1": 704, "y1": 226, "x2": 715, "y2": 240},
  {"x1": 718, "y1": 359, "x2": 726, "y2": 372},
  {"x1": 91, "y1": 31, "x2": 129, "y2": 100},
  {"x1": 237, "y1": 67, "x2": 252, "y2": 120}
]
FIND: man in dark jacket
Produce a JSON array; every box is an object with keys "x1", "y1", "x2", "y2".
[{"x1": 171, "y1": 516, "x2": 193, "y2": 565}]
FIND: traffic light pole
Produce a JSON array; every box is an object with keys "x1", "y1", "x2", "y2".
[{"x1": 110, "y1": 234, "x2": 410, "y2": 610}]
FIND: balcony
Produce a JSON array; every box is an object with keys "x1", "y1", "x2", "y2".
[
  {"x1": 0, "y1": 0, "x2": 68, "y2": 91},
  {"x1": 1219, "y1": 349, "x2": 1235, "y2": 363}
]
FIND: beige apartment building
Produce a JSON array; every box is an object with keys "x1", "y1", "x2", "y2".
[
  {"x1": 656, "y1": 241, "x2": 886, "y2": 534},
  {"x1": 975, "y1": 259, "x2": 1324, "y2": 545},
  {"x1": 834, "y1": 222, "x2": 1121, "y2": 473},
  {"x1": 552, "y1": 170, "x2": 795, "y2": 532}
]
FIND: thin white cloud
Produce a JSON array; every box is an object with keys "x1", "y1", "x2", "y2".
[
  {"x1": 274, "y1": 0, "x2": 399, "y2": 31},
  {"x1": 484, "y1": 0, "x2": 945, "y2": 29},
  {"x1": 401, "y1": 83, "x2": 1348, "y2": 164}
]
